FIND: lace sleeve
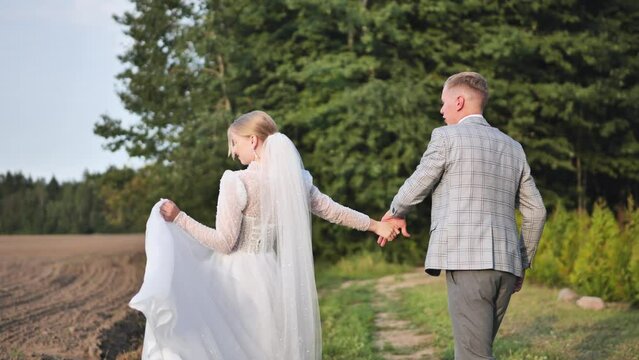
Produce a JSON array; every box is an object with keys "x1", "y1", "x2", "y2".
[
  {"x1": 305, "y1": 172, "x2": 371, "y2": 231},
  {"x1": 173, "y1": 170, "x2": 247, "y2": 254}
]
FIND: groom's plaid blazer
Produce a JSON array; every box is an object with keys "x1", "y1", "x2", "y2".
[{"x1": 391, "y1": 116, "x2": 546, "y2": 277}]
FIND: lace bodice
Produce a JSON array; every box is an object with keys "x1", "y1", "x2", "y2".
[{"x1": 173, "y1": 163, "x2": 371, "y2": 254}]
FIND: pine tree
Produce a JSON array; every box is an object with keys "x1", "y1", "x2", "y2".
[
  {"x1": 625, "y1": 196, "x2": 639, "y2": 304},
  {"x1": 529, "y1": 204, "x2": 562, "y2": 285},
  {"x1": 571, "y1": 200, "x2": 630, "y2": 300}
]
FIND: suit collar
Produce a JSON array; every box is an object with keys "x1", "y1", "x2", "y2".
[{"x1": 458, "y1": 114, "x2": 490, "y2": 127}]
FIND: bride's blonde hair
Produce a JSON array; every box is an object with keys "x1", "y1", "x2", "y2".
[{"x1": 227, "y1": 110, "x2": 278, "y2": 158}]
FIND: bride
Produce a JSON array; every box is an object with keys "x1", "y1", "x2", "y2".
[{"x1": 129, "y1": 110, "x2": 398, "y2": 359}]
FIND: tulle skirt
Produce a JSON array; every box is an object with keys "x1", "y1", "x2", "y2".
[{"x1": 130, "y1": 202, "x2": 283, "y2": 360}]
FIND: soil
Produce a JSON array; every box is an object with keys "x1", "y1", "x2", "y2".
[{"x1": 0, "y1": 234, "x2": 145, "y2": 360}]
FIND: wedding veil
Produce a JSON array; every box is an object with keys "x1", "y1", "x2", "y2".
[{"x1": 258, "y1": 133, "x2": 321, "y2": 360}]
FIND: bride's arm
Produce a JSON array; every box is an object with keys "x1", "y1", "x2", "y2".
[
  {"x1": 309, "y1": 184, "x2": 399, "y2": 239},
  {"x1": 172, "y1": 171, "x2": 247, "y2": 254},
  {"x1": 307, "y1": 176, "x2": 371, "y2": 231},
  {"x1": 306, "y1": 173, "x2": 398, "y2": 239}
]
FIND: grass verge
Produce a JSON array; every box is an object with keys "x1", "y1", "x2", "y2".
[
  {"x1": 320, "y1": 283, "x2": 384, "y2": 360},
  {"x1": 317, "y1": 251, "x2": 411, "y2": 359},
  {"x1": 396, "y1": 278, "x2": 639, "y2": 360},
  {"x1": 315, "y1": 251, "x2": 412, "y2": 289}
]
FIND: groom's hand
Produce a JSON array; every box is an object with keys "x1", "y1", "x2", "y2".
[
  {"x1": 377, "y1": 211, "x2": 411, "y2": 247},
  {"x1": 382, "y1": 210, "x2": 411, "y2": 237},
  {"x1": 513, "y1": 272, "x2": 526, "y2": 293}
]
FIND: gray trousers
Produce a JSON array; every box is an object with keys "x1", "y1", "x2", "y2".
[{"x1": 446, "y1": 270, "x2": 517, "y2": 360}]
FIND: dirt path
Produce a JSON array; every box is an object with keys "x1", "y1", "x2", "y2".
[
  {"x1": 372, "y1": 269, "x2": 440, "y2": 360},
  {"x1": 0, "y1": 234, "x2": 145, "y2": 359}
]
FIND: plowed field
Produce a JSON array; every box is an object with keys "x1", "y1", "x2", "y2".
[{"x1": 0, "y1": 234, "x2": 145, "y2": 359}]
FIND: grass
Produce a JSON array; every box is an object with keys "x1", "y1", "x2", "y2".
[
  {"x1": 395, "y1": 280, "x2": 639, "y2": 360},
  {"x1": 394, "y1": 279, "x2": 454, "y2": 357},
  {"x1": 316, "y1": 252, "x2": 410, "y2": 360},
  {"x1": 315, "y1": 251, "x2": 412, "y2": 289},
  {"x1": 320, "y1": 283, "x2": 384, "y2": 360}
]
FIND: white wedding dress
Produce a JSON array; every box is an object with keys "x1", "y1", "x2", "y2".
[{"x1": 130, "y1": 134, "x2": 370, "y2": 360}]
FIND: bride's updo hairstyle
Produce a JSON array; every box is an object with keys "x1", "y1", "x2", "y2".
[{"x1": 227, "y1": 110, "x2": 278, "y2": 158}]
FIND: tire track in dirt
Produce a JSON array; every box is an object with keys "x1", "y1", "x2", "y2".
[
  {"x1": 0, "y1": 262, "x2": 75, "y2": 311},
  {"x1": 339, "y1": 268, "x2": 441, "y2": 359},
  {"x1": 372, "y1": 270, "x2": 439, "y2": 360}
]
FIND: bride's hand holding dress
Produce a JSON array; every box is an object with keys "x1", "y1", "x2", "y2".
[{"x1": 159, "y1": 200, "x2": 180, "y2": 222}]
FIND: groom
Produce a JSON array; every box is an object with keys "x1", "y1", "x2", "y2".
[{"x1": 380, "y1": 72, "x2": 546, "y2": 359}]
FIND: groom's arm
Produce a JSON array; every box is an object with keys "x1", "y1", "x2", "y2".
[
  {"x1": 517, "y1": 159, "x2": 547, "y2": 270},
  {"x1": 390, "y1": 128, "x2": 447, "y2": 218}
]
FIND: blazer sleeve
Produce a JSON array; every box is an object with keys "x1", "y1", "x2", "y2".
[
  {"x1": 517, "y1": 160, "x2": 547, "y2": 269},
  {"x1": 390, "y1": 128, "x2": 447, "y2": 218}
]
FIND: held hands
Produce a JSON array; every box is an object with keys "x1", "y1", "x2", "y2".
[
  {"x1": 377, "y1": 210, "x2": 411, "y2": 247},
  {"x1": 369, "y1": 220, "x2": 400, "y2": 242},
  {"x1": 160, "y1": 199, "x2": 181, "y2": 222}
]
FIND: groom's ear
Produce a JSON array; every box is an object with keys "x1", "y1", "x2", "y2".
[{"x1": 456, "y1": 95, "x2": 465, "y2": 111}]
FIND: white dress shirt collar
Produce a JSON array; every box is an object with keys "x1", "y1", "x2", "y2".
[{"x1": 457, "y1": 114, "x2": 484, "y2": 125}]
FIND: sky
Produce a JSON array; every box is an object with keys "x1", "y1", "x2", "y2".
[{"x1": 0, "y1": 0, "x2": 143, "y2": 182}]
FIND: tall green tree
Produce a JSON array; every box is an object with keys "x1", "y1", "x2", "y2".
[
  {"x1": 625, "y1": 196, "x2": 639, "y2": 304},
  {"x1": 94, "y1": 0, "x2": 639, "y2": 261},
  {"x1": 571, "y1": 200, "x2": 631, "y2": 300}
]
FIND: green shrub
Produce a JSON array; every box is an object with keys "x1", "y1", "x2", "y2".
[
  {"x1": 625, "y1": 197, "x2": 639, "y2": 304},
  {"x1": 530, "y1": 203, "x2": 584, "y2": 286},
  {"x1": 570, "y1": 200, "x2": 630, "y2": 301},
  {"x1": 557, "y1": 209, "x2": 588, "y2": 281},
  {"x1": 528, "y1": 208, "x2": 563, "y2": 285}
]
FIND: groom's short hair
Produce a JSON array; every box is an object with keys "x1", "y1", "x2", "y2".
[{"x1": 444, "y1": 72, "x2": 489, "y2": 110}]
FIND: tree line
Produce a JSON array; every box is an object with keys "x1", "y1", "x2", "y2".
[
  {"x1": 0, "y1": 169, "x2": 140, "y2": 234},
  {"x1": 2, "y1": 0, "x2": 638, "y2": 265}
]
